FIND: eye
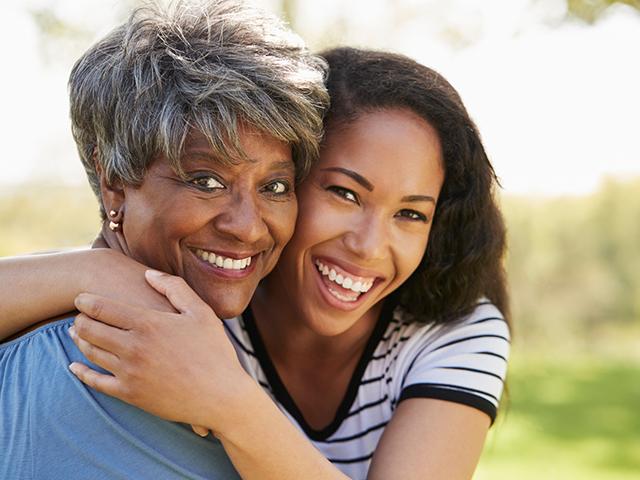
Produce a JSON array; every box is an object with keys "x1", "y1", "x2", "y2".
[
  {"x1": 189, "y1": 175, "x2": 225, "y2": 191},
  {"x1": 327, "y1": 186, "x2": 359, "y2": 204},
  {"x1": 396, "y1": 209, "x2": 428, "y2": 222},
  {"x1": 262, "y1": 180, "x2": 291, "y2": 195}
]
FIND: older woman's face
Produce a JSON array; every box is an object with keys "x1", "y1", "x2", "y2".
[{"x1": 118, "y1": 128, "x2": 297, "y2": 318}]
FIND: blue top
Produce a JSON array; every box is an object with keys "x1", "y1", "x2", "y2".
[{"x1": 0, "y1": 317, "x2": 240, "y2": 480}]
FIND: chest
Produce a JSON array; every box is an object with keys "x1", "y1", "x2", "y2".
[{"x1": 275, "y1": 356, "x2": 360, "y2": 430}]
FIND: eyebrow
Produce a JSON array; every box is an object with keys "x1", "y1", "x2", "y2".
[
  {"x1": 401, "y1": 194, "x2": 436, "y2": 204},
  {"x1": 183, "y1": 152, "x2": 293, "y2": 171},
  {"x1": 320, "y1": 167, "x2": 373, "y2": 191},
  {"x1": 266, "y1": 160, "x2": 296, "y2": 171}
]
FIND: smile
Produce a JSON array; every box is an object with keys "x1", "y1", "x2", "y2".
[
  {"x1": 314, "y1": 259, "x2": 375, "y2": 303},
  {"x1": 194, "y1": 248, "x2": 253, "y2": 270}
]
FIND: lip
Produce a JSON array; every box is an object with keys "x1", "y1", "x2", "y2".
[
  {"x1": 310, "y1": 255, "x2": 384, "y2": 312},
  {"x1": 188, "y1": 247, "x2": 258, "y2": 279}
]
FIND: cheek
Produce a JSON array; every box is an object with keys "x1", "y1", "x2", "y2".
[
  {"x1": 266, "y1": 199, "x2": 299, "y2": 252},
  {"x1": 289, "y1": 200, "x2": 339, "y2": 251},
  {"x1": 397, "y1": 232, "x2": 431, "y2": 281}
]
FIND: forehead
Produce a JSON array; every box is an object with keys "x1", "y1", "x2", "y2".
[
  {"x1": 319, "y1": 108, "x2": 444, "y2": 193},
  {"x1": 180, "y1": 127, "x2": 293, "y2": 170}
]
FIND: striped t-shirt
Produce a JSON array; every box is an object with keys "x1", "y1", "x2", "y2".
[{"x1": 223, "y1": 300, "x2": 510, "y2": 479}]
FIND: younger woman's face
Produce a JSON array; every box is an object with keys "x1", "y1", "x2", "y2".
[{"x1": 270, "y1": 108, "x2": 445, "y2": 336}]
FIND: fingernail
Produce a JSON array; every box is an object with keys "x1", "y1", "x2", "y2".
[
  {"x1": 74, "y1": 294, "x2": 88, "y2": 309},
  {"x1": 68, "y1": 326, "x2": 77, "y2": 339},
  {"x1": 145, "y1": 269, "x2": 164, "y2": 279},
  {"x1": 68, "y1": 363, "x2": 80, "y2": 374}
]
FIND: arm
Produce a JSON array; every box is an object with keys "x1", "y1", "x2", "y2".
[
  {"x1": 67, "y1": 274, "x2": 506, "y2": 480},
  {"x1": 68, "y1": 272, "x2": 349, "y2": 480},
  {"x1": 0, "y1": 248, "x2": 173, "y2": 339},
  {"x1": 368, "y1": 399, "x2": 490, "y2": 479}
]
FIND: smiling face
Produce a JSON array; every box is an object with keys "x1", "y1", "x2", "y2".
[
  {"x1": 113, "y1": 127, "x2": 297, "y2": 319},
  {"x1": 265, "y1": 108, "x2": 445, "y2": 336}
]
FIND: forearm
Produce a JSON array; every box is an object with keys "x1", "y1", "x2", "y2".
[
  {"x1": 0, "y1": 250, "x2": 95, "y2": 338},
  {"x1": 214, "y1": 380, "x2": 348, "y2": 480},
  {"x1": 0, "y1": 248, "x2": 174, "y2": 339}
]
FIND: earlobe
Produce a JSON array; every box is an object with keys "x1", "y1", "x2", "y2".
[{"x1": 95, "y1": 152, "x2": 126, "y2": 228}]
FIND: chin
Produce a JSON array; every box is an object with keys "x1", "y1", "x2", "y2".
[
  {"x1": 189, "y1": 282, "x2": 251, "y2": 319},
  {"x1": 307, "y1": 312, "x2": 359, "y2": 338}
]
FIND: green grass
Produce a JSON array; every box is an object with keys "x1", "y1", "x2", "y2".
[{"x1": 475, "y1": 354, "x2": 640, "y2": 479}]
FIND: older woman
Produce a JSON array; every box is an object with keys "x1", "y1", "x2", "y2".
[{"x1": 0, "y1": 1, "x2": 327, "y2": 478}]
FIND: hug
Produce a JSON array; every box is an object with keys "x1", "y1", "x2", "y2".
[{"x1": 0, "y1": 1, "x2": 510, "y2": 479}]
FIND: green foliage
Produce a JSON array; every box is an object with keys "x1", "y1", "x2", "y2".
[
  {"x1": 504, "y1": 177, "x2": 640, "y2": 352},
  {"x1": 0, "y1": 185, "x2": 100, "y2": 256},
  {"x1": 567, "y1": 0, "x2": 640, "y2": 23}
]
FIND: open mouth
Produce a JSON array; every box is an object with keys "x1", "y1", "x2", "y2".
[{"x1": 314, "y1": 258, "x2": 379, "y2": 307}]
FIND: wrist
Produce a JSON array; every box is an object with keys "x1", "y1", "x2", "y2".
[{"x1": 207, "y1": 373, "x2": 267, "y2": 440}]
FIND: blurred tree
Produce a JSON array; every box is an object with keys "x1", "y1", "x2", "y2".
[
  {"x1": 566, "y1": 0, "x2": 640, "y2": 22},
  {"x1": 505, "y1": 177, "x2": 640, "y2": 353}
]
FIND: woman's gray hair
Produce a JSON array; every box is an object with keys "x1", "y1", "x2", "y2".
[{"x1": 70, "y1": 0, "x2": 329, "y2": 218}]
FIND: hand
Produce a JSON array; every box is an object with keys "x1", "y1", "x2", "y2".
[
  {"x1": 191, "y1": 425, "x2": 211, "y2": 437},
  {"x1": 68, "y1": 270, "x2": 254, "y2": 433}
]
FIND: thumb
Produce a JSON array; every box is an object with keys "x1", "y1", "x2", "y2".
[
  {"x1": 191, "y1": 425, "x2": 210, "y2": 437},
  {"x1": 144, "y1": 270, "x2": 213, "y2": 317}
]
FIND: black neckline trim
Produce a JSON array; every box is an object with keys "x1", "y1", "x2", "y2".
[{"x1": 242, "y1": 301, "x2": 395, "y2": 442}]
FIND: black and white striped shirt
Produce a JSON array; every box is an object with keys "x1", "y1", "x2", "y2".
[{"x1": 223, "y1": 301, "x2": 510, "y2": 479}]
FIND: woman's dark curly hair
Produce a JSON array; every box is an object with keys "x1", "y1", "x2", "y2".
[{"x1": 320, "y1": 47, "x2": 509, "y2": 325}]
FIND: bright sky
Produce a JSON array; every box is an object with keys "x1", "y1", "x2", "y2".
[{"x1": 1, "y1": 0, "x2": 638, "y2": 196}]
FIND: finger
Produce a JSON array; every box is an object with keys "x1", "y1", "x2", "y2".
[
  {"x1": 145, "y1": 270, "x2": 214, "y2": 317},
  {"x1": 75, "y1": 293, "x2": 149, "y2": 330},
  {"x1": 73, "y1": 313, "x2": 129, "y2": 354},
  {"x1": 68, "y1": 362, "x2": 121, "y2": 398},
  {"x1": 69, "y1": 325, "x2": 120, "y2": 373},
  {"x1": 191, "y1": 425, "x2": 210, "y2": 437}
]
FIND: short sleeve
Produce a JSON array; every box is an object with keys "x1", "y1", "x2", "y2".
[{"x1": 396, "y1": 303, "x2": 510, "y2": 423}]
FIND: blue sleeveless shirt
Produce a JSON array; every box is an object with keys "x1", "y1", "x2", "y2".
[{"x1": 0, "y1": 317, "x2": 240, "y2": 479}]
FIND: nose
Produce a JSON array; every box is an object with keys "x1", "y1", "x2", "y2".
[
  {"x1": 342, "y1": 213, "x2": 389, "y2": 262},
  {"x1": 212, "y1": 191, "x2": 269, "y2": 245}
]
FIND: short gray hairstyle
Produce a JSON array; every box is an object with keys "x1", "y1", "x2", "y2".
[{"x1": 69, "y1": 0, "x2": 329, "y2": 218}]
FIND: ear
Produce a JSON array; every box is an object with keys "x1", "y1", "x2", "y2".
[{"x1": 94, "y1": 149, "x2": 125, "y2": 214}]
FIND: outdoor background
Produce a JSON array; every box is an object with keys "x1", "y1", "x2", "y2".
[{"x1": 1, "y1": 0, "x2": 639, "y2": 478}]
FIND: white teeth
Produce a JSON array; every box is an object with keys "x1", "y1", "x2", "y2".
[
  {"x1": 327, "y1": 286, "x2": 358, "y2": 303},
  {"x1": 315, "y1": 260, "x2": 375, "y2": 295},
  {"x1": 195, "y1": 249, "x2": 253, "y2": 270}
]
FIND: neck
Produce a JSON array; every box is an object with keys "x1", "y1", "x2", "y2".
[
  {"x1": 94, "y1": 222, "x2": 131, "y2": 256},
  {"x1": 251, "y1": 273, "x2": 381, "y2": 367}
]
